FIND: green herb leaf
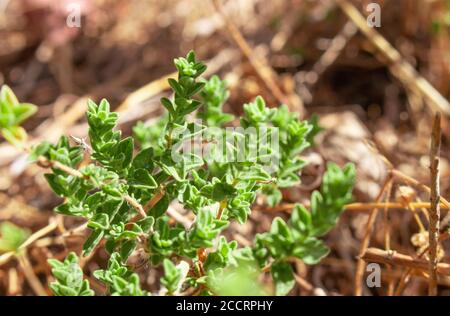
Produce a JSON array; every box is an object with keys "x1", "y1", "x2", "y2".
[{"x1": 271, "y1": 261, "x2": 295, "y2": 296}]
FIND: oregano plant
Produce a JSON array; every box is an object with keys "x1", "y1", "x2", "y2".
[{"x1": 0, "y1": 51, "x2": 356, "y2": 296}]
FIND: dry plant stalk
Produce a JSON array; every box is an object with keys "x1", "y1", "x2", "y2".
[
  {"x1": 394, "y1": 230, "x2": 450, "y2": 295},
  {"x1": 362, "y1": 248, "x2": 450, "y2": 275},
  {"x1": 354, "y1": 175, "x2": 393, "y2": 296},
  {"x1": 258, "y1": 202, "x2": 450, "y2": 214},
  {"x1": 17, "y1": 253, "x2": 47, "y2": 296},
  {"x1": 382, "y1": 181, "x2": 395, "y2": 295},
  {"x1": 428, "y1": 112, "x2": 442, "y2": 296}
]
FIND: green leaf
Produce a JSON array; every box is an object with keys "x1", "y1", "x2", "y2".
[
  {"x1": 0, "y1": 85, "x2": 19, "y2": 107},
  {"x1": 88, "y1": 213, "x2": 110, "y2": 230},
  {"x1": 204, "y1": 236, "x2": 237, "y2": 271},
  {"x1": 293, "y1": 238, "x2": 329, "y2": 265},
  {"x1": 148, "y1": 194, "x2": 169, "y2": 218},
  {"x1": 120, "y1": 239, "x2": 137, "y2": 261},
  {"x1": 1, "y1": 126, "x2": 28, "y2": 146},
  {"x1": 271, "y1": 261, "x2": 295, "y2": 296},
  {"x1": 44, "y1": 174, "x2": 67, "y2": 196},
  {"x1": 136, "y1": 216, "x2": 155, "y2": 233},
  {"x1": 83, "y1": 230, "x2": 104, "y2": 256},
  {"x1": 117, "y1": 137, "x2": 134, "y2": 169},
  {"x1": 132, "y1": 147, "x2": 154, "y2": 170},
  {"x1": 168, "y1": 78, "x2": 184, "y2": 96},
  {"x1": 161, "y1": 97, "x2": 175, "y2": 115},
  {"x1": 0, "y1": 222, "x2": 30, "y2": 253},
  {"x1": 262, "y1": 186, "x2": 282, "y2": 207},
  {"x1": 306, "y1": 114, "x2": 323, "y2": 146},
  {"x1": 159, "y1": 154, "x2": 183, "y2": 181},
  {"x1": 12, "y1": 103, "x2": 38, "y2": 125},
  {"x1": 187, "y1": 81, "x2": 205, "y2": 98},
  {"x1": 290, "y1": 204, "x2": 311, "y2": 236},
  {"x1": 161, "y1": 259, "x2": 182, "y2": 295},
  {"x1": 241, "y1": 167, "x2": 271, "y2": 182},
  {"x1": 0, "y1": 85, "x2": 30, "y2": 130},
  {"x1": 310, "y1": 163, "x2": 356, "y2": 237},
  {"x1": 212, "y1": 182, "x2": 236, "y2": 201},
  {"x1": 270, "y1": 218, "x2": 293, "y2": 243},
  {"x1": 29, "y1": 142, "x2": 51, "y2": 162},
  {"x1": 131, "y1": 168, "x2": 157, "y2": 190},
  {"x1": 186, "y1": 50, "x2": 196, "y2": 63}
]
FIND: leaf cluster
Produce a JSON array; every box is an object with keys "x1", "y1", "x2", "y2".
[{"x1": 0, "y1": 85, "x2": 37, "y2": 146}]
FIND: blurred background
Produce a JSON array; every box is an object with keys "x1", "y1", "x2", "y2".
[{"x1": 1, "y1": 0, "x2": 450, "y2": 296}]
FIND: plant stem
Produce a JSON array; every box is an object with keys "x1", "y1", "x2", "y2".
[
  {"x1": 394, "y1": 230, "x2": 450, "y2": 295},
  {"x1": 362, "y1": 248, "x2": 450, "y2": 275},
  {"x1": 382, "y1": 181, "x2": 395, "y2": 296},
  {"x1": 124, "y1": 195, "x2": 146, "y2": 218},
  {"x1": 37, "y1": 155, "x2": 146, "y2": 218},
  {"x1": 257, "y1": 202, "x2": 450, "y2": 213},
  {"x1": 0, "y1": 219, "x2": 59, "y2": 266},
  {"x1": 144, "y1": 185, "x2": 165, "y2": 212},
  {"x1": 216, "y1": 199, "x2": 227, "y2": 220},
  {"x1": 17, "y1": 253, "x2": 48, "y2": 296},
  {"x1": 354, "y1": 175, "x2": 393, "y2": 296},
  {"x1": 428, "y1": 112, "x2": 441, "y2": 296}
]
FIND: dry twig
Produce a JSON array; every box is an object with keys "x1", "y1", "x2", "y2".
[
  {"x1": 354, "y1": 175, "x2": 393, "y2": 296},
  {"x1": 428, "y1": 112, "x2": 442, "y2": 295},
  {"x1": 17, "y1": 253, "x2": 47, "y2": 296},
  {"x1": 256, "y1": 201, "x2": 450, "y2": 214},
  {"x1": 362, "y1": 248, "x2": 450, "y2": 276},
  {"x1": 395, "y1": 231, "x2": 450, "y2": 295},
  {"x1": 382, "y1": 181, "x2": 395, "y2": 295}
]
